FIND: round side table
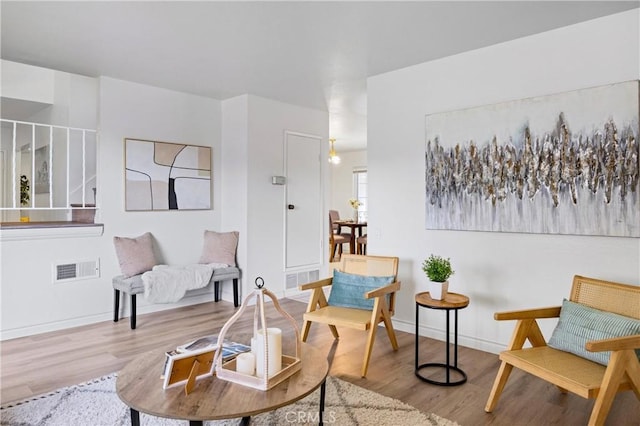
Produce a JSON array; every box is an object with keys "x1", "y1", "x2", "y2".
[{"x1": 415, "y1": 291, "x2": 469, "y2": 386}]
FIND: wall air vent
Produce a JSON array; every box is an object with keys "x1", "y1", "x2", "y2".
[
  {"x1": 53, "y1": 259, "x2": 100, "y2": 283},
  {"x1": 285, "y1": 269, "x2": 320, "y2": 289},
  {"x1": 286, "y1": 273, "x2": 298, "y2": 290}
]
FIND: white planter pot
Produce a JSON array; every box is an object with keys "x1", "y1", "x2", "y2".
[{"x1": 428, "y1": 280, "x2": 449, "y2": 300}]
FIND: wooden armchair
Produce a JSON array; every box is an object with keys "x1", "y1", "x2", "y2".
[
  {"x1": 485, "y1": 275, "x2": 640, "y2": 426},
  {"x1": 299, "y1": 254, "x2": 400, "y2": 377}
]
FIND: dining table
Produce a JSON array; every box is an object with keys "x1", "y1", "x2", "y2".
[{"x1": 334, "y1": 220, "x2": 367, "y2": 254}]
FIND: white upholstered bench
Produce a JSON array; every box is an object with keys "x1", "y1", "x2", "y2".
[{"x1": 112, "y1": 266, "x2": 240, "y2": 329}]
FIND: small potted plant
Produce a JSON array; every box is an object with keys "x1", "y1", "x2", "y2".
[
  {"x1": 421, "y1": 254, "x2": 454, "y2": 300},
  {"x1": 20, "y1": 174, "x2": 30, "y2": 222}
]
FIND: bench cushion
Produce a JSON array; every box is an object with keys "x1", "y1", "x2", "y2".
[
  {"x1": 113, "y1": 267, "x2": 239, "y2": 295},
  {"x1": 548, "y1": 299, "x2": 640, "y2": 365},
  {"x1": 211, "y1": 266, "x2": 240, "y2": 281},
  {"x1": 113, "y1": 274, "x2": 145, "y2": 294}
]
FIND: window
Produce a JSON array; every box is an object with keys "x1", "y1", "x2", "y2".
[{"x1": 353, "y1": 168, "x2": 367, "y2": 222}]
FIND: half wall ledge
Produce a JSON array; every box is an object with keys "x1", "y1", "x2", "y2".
[{"x1": 0, "y1": 222, "x2": 104, "y2": 241}]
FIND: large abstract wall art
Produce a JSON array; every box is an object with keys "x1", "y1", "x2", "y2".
[
  {"x1": 425, "y1": 81, "x2": 639, "y2": 237},
  {"x1": 125, "y1": 138, "x2": 212, "y2": 211}
]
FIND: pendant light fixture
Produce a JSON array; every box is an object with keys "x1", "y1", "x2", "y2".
[{"x1": 328, "y1": 138, "x2": 341, "y2": 165}]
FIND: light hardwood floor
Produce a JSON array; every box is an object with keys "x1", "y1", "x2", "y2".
[{"x1": 1, "y1": 299, "x2": 638, "y2": 425}]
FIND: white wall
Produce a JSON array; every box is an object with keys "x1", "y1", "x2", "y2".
[
  {"x1": 98, "y1": 76, "x2": 223, "y2": 257},
  {"x1": 1, "y1": 76, "x2": 223, "y2": 339},
  {"x1": 368, "y1": 10, "x2": 640, "y2": 353},
  {"x1": 97, "y1": 77, "x2": 223, "y2": 316},
  {"x1": 1, "y1": 69, "x2": 328, "y2": 338},
  {"x1": 0, "y1": 60, "x2": 54, "y2": 104},
  {"x1": 329, "y1": 150, "x2": 367, "y2": 220},
  {"x1": 221, "y1": 95, "x2": 250, "y2": 302},
  {"x1": 222, "y1": 95, "x2": 329, "y2": 299}
]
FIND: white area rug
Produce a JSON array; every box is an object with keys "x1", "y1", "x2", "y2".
[{"x1": 1, "y1": 374, "x2": 460, "y2": 426}]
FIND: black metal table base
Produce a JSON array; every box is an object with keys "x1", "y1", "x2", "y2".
[
  {"x1": 129, "y1": 379, "x2": 327, "y2": 425},
  {"x1": 415, "y1": 362, "x2": 467, "y2": 386},
  {"x1": 415, "y1": 301, "x2": 467, "y2": 387}
]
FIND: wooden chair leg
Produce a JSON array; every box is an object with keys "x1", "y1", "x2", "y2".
[
  {"x1": 301, "y1": 320, "x2": 312, "y2": 342},
  {"x1": 588, "y1": 351, "x2": 632, "y2": 426},
  {"x1": 113, "y1": 289, "x2": 120, "y2": 322},
  {"x1": 382, "y1": 313, "x2": 399, "y2": 350},
  {"x1": 302, "y1": 320, "x2": 338, "y2": 342},
  {"x1": 626, "y1": 356, "x2": 640, "y2": 400},
  {"x1": 361, "y1": 324, "x2": 377, "y2": 377},
  {"x1": 485, "y1": 361, "x2": 514, "y2": 412},
  {"x1": 328, "y1": 324, "x2": 339, "y2": 340},
  {"x1": 329, "y1": 244, "x2": 337, "y2": 262}
]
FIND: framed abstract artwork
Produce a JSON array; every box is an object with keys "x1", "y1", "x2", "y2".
[
  {"x1": 125, "y1": 138, "x2": 212, "y2": 211},
  {"x1": 425, "y1": 80, "x2": 639, "y2": 237}
]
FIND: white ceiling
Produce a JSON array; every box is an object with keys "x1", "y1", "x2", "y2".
[{"x1": 1, "y1": 1, "x2": 637, "y2": 151}]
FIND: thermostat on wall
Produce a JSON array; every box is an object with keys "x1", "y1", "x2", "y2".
[{"x1": 271, "y1": 176, "x2": 286, "y2": 185}]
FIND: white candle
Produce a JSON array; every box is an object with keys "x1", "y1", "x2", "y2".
[
  {"x1": 251, "y1": 336, "x2": 258, "y2": 354},
  {"x1": 255, "y1": 327, "x2": 282, "y2": 378},
  {"x1": 235, "y1": 352, "x2": 256, "y2": 376}
]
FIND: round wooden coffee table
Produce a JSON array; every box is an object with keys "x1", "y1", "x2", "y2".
[{"x1": 117, "y1": 344, "x2": 328, "y2": 426}]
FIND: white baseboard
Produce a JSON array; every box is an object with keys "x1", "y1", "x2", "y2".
[
  {"x1": 392, "y1": 317, "x2": 504, "y2": 355},
  {"x1": 2, "y1": 291, "x2": 504, "y2": 356},
  {"x1": 0, "y1": 292, "x2": 217, "y2": 341},
  {"x1": 1, "y1": 312, "x2": 114, "y2": 341}
]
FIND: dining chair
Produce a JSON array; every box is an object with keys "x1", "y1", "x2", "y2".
[
  {"x1": 329, "y1": 210, "x2": 352, "y2": 262},
  {"x1": 357, "y1": 234, "x2": 367, "y2": 255}
]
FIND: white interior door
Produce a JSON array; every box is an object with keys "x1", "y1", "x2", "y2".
[
  {"x1": 284, "y1": 132, "x2": 322, "y2": 270},
  {"x1": 0, "y1": 151, "x2": 5, "y2": 221}
]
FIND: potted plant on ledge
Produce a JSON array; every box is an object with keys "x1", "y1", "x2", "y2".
[
  {"x1": 422, "y1": 254, "x2": 454, "y2": 300},
  {"x1": 20, "y1": 174, "x2": 30, "y2": 222}
]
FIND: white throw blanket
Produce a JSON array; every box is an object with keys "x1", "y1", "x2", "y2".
[{"x1": 142, "y1": 263, "x2": 227, "y2": 303}]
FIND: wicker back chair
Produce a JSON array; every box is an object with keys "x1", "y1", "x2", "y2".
[
  {"x1": 298, "y1": 254, "x2": 400, "y2": 377},
  {"x1": 485, "y1": 275, "x2": 640, "y2": 426}
]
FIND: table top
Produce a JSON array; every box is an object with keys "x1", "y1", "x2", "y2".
[
  {"x1": 415, "y1": 292, "x2": 470, "y2": 309},
  {"x1": 334, "y1": 220, "x2": 367, "y2": 227},
  {"x1": 116, "y1": 344, "x2": 329, "y2": 421}
]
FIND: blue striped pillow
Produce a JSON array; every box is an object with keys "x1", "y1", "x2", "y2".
[
  {"x1": 327, "y1": 270, "x2": 395, "y2": 311},
  {"x1": 548, "y1": 299, "x2": 640, "y2": 366}
]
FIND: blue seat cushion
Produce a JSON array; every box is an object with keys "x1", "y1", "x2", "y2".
[
  {"x1": 548, "y1": 299, "x2": 640, "y2": 366},
  {"x1": 327, "y1": 269, "x2": 395, "y2": 311}
]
